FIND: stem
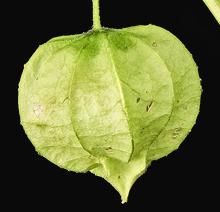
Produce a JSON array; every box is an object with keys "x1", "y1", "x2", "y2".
[
  {"x1": 203, "y1": 0, "x2": 220, "y2": 24},
  {"x1": 92, "y1": 0, "x2": 102, "y2": 30}
]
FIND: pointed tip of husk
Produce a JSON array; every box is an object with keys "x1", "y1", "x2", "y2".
[
  {"x1": 119, "y1": 188, "x2": 130, "y2": 204},
  {"x1": 121, "y1": 195, "x2": 128, "y2": 204}
]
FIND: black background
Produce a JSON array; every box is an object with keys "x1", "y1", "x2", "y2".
[{"x1": 5, "y1": 0, "x2": 219, "y2": 210}]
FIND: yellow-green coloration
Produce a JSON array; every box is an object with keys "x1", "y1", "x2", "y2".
[
  {"x1": 18, "y1": 0, "x2": 201, "y2": 203},
  {"x1": 203, "y1": 0, "x2": 220, "y2": 24}
]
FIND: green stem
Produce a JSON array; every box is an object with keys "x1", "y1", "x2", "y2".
[
  {"x1": 203, "y1": 0, "x2": 220, "y2": 24},
  {"x1": 92, "y1": 0, "x2": 102, "y2": 30}
]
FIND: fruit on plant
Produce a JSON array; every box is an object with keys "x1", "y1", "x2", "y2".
[{"x1": 18, "y1": 0, "x2": 202, "y2": 203}]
